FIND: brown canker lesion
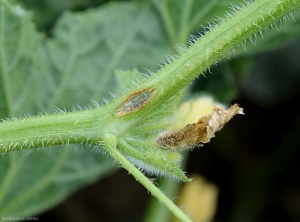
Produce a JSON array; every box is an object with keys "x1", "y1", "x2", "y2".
[
  {"x1": 157, "y1": 104, "x2": 244, "y2": 151},
  {"x1": 116, "y1": 88, "x2": 155, "y2": 115}
]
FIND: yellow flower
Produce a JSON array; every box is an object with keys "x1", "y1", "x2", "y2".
[
  {"x1": 172, "y1": 96, "x2": 224, "y2": 128},
  {"x1": 172, "y1": 174, "x2": 218, "y2": 222}
]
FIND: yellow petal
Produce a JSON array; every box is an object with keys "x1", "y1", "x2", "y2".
[
  {"x1": 173, "y1": 96, "x2": 224, "y2": 128},
  {"x1": 172, "y1": 174, "x2": 218, "y2": 222}
]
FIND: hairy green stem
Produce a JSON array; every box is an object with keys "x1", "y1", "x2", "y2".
[
  {"x1": 103, "y1": 133, "x2": 192, "y2": 222},
  {"x1": 0, "y1": 108, "x2": 106, "y2": 152},
  {"x1": 1, "y1": 0, "x2": 300, "y2": 151},
  {"x1": 143, "y1": 152, "x2": 190, "y2": 222}
]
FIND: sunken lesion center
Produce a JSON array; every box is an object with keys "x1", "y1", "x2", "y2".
[{"x1": 116, "y1": 88, "x2": 155, "y2": 115}]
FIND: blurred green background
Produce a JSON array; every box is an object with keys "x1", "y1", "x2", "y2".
[{"x1": 1, "y1": 0, "x2": 300, "y2": 221}]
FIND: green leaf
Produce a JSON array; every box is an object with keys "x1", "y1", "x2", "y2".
[
  {"x1": 0, "y1": 0, "x2": 115, "y2": 215},
  {"x1": 152, "y1": 0, "x2": 300, "y2": 53},
  {"x1": 151, "y1": 0, "x2": 241, "y2": 44},
  {"x1": 0, "y1": 1, "x2": 41, "y2": 117},
  {"x1": 114, "y1": 68, "x2": 146, "y2": 92},
  {"x1": 19, "y1": 0, "x2": 109, "y2": 31},
  {"x1": 35, "y1": 2, "x2": 171, "y2": 110},
  {"x1": 0, "y1": 1, "x2": 172, "y2": 217}
]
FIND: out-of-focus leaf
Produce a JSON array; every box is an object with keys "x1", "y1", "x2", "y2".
[
  {"x1": 0, "y1": 1, "x2": 41, "y2": 117},
  {"x1": 151, "y1": 0, "x2": 240, "y2": 44},
  {"x1": 33, "y1": 2, "x2": 170, "y2": 110},
  {"x1": 19, "y1": 0, "x2": 109, "y2": 31},
  {"x1": 0, "y1": 1, "x2": 114, "y2": 217},
  {"x1": 0, "y1": 0, "x2": 170, "y2": 217},
  {"x1": 151, "y1": 0, "x2": 300, "y2": 54},
  {"x1": 114, "y1": 68, "x2": 145, "y2": 92}
]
